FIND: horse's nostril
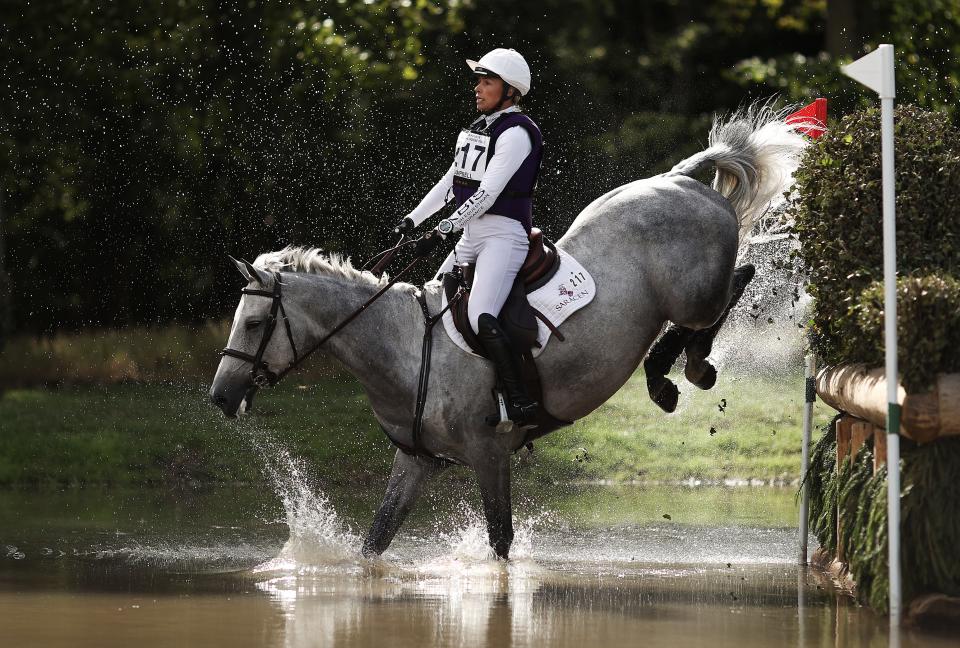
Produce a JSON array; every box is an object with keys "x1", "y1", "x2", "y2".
[{"x1": 211, "y1": 393, "x2": 227, "y2": 407}]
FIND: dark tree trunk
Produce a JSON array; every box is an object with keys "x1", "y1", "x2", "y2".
[
  {"x1": 826, "y1": 0, "x2": 859, "y2": 58},
  {"x1": 0, "y1": 190, "x2": 10, "y2": 351}
]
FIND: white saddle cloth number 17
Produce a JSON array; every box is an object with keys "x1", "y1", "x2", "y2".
[{"x1": 453, "y1": 130, "x2": 490, "y2": 183}]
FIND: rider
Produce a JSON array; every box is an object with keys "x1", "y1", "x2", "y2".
[{"x1": 396, "y1": 48, "x2": 544, "y2": 425}]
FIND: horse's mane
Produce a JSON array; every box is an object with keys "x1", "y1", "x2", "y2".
[{"x1": 253, "y1": 246, "x2": 389, "y2": 286}]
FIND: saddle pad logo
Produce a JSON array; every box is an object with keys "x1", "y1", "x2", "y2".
[{"x1": 555, "y1": 271, "x2": 590, "y2": 310}]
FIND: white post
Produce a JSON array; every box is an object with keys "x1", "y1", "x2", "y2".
[
  {"x1": 880, "y1": 81, "x2": 902, "y2": 631},
  {"x1": 842, "y1": 43, "x2": 900, "y2": 626},
  {"x1": 799, "y1": 353, "x2": 816, "y2": 565}
]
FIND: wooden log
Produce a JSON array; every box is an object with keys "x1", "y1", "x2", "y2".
[
  {"x1": 815, "y1": 364, "x2": 960, "y2": 444},
  {"x1": 873, "y1": 427, "x2": 887, "y2": 474},
  {"x1": 836, "y1": 415, "x2": 854, "y2": 464},
  {"x1": 835, "y1": 415, "x2": 855, "y2": 564},
  {"x1": 851, "y1": 421, "x2": 873, "y2": 457}
]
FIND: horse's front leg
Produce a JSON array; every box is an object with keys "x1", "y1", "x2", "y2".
[
  {"x1": 362, "y1": 449, "x2": 446, "y2": 557},
  {"x1": 475, "y1": 452, "x2": 514, "y2": 560}
]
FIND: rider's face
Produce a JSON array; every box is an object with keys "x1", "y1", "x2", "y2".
[{"x1": 475, "y1": 76, "x2": 511, "y2": 113}]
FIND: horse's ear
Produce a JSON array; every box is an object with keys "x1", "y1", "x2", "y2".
[
  {"x1": 228, "y1": 255, "x2": 251, "y2": 281},
  {"x1": 242, "y1": 259, "x2": 269, "y2": 285}
]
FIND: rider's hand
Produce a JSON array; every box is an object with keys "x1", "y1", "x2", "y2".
[
  {"x1": 393, "y1": 217, "x2": 415, "y2": 236},
  {"x1": 412, "y1": 231, "x2": 444, "y2": 257}
]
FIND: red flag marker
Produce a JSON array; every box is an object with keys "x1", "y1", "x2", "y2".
[{"x1": 786, "y1": 98, "x2": 828, "y2": 139}]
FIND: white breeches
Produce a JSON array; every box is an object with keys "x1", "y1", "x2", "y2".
[{"x1": 435, "y1": 214, "x2": 529, "y2": 333}]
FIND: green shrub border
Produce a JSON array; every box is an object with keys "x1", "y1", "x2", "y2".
[
  {"x1": 805, "y1": 417, "x2": 960, "y2": 612},
  {"x1": 789, "y1": 105, "x2": 960, "y2": 392}
]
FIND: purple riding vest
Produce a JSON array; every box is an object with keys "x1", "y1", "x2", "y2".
[{"x1": 451, "y1": 113, "x2": 544, "y2": 233}]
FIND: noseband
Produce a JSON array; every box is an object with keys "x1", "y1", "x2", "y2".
[{"x1": 221, "y1": 272, "x2": 299, "y2": 387}]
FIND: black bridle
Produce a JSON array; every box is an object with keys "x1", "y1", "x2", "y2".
[
  {"x1": 220, "y1": 251, "x2": 422, "y2": 389},
  {"x1": 220, "y1": 271, "x2": 299, "y2": 388}
]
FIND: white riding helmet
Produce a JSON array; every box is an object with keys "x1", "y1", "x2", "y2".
[{"x1": 466, "y1": 48, "x2": 531, "y2": 96}]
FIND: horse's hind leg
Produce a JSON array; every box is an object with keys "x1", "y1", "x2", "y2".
[
  {"x1": 644, "y1": 264, "x2": 756, "y2": 412},
  {"x1": 683, "y1": 264, "x2": 756, "y2": 389},
  {"x1": 644, "y1": 325, "x2": 694, "y2": 413},
  {"x1": 362, "y1": 449, "x2": 447, "y2": 557}
]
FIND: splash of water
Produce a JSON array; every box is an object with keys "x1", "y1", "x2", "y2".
[
  {"x1": 409, "y1": 500, "x2": 558, "y2": 578},
  {"x1": 663, "y1": 234, "x2": 809, "y2": 415},
  {"x1": 242, "y1": 427, "x2": 361, "y2": 574}
]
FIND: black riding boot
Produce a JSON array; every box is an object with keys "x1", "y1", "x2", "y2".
[{"x1": 477, "y1": 313, "x2": 539, "y2": 425}]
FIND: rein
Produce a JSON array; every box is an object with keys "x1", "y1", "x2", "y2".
[{"x1": 363, "y1": 236, "x2": 414, "y2": 275}]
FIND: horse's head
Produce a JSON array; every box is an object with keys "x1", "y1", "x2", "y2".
[{"x1": 209, "y1": 256, "x2": 302, "y2": 417}]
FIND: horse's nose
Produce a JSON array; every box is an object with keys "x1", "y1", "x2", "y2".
[{"x1": 210, "y1": 391, "x2": 227, "y2": 408}]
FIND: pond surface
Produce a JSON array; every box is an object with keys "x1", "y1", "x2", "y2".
[{"x1": 0, "y1": 476, "x2": 954, "y2": 647}]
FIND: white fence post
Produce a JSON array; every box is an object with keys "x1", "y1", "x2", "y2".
[{"x1": 841, "y1": 43, "x2": 901, "y2": 626}]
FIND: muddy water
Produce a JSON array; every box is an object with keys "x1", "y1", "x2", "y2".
[{"x1": 0, "y1": 485, "x2": 953, "y2": 648}]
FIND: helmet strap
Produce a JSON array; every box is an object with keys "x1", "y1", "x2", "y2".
[{"x1": 483, "y1": 81, "x2": 517, "y2": 115}]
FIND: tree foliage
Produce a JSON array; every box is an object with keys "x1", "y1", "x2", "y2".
[{"x1": 1, "y1": 0, "x2": 957, "y2": 333}]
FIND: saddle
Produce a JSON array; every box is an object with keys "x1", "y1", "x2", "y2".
[
  {"x1": 442, "y1": 228, "x2": 562, "y2": 356},
  {"x1": 442, "y1": 228, "x2": 570, "y2": 442}
]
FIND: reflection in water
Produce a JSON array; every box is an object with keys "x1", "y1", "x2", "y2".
[
  {"x1": 257, "y1": 562, "x2": 542, "y2": 648},
  {"x1": 2, "y1": 482, "x2": 957, "y2": 647},
  {"x1": 250, "y1": 563, "x2": 957, "y2": 648},
  {"x1": 241, "y1": 496, "x2": 854, "y2": 648}
]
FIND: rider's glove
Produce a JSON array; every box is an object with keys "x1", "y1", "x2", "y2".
[
  {"x1": 412, "y1": 231, "x2": 444, "y2": 257},
  {"x1": 393, "y1": 217, "x2": 416, "y2": 236}
]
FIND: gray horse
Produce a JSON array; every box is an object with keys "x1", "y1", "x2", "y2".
[{"x1": 210, "y1": 105, "x2": 809, "y2": 560}]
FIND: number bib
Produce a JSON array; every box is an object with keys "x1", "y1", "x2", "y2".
[{"x1": 452, "y1": 129, "x2": 490, "y2": 183}]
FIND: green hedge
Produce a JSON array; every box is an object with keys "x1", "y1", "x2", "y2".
[
  {"x1": 806, "y1": 417, "x2": 960, "y2": 612},
  {"x1": 789, "y1": 105, "x2": 960, "y2": 392},
  {"x1": 857, "y1": 276, "x2": 960, "y2": 392}
]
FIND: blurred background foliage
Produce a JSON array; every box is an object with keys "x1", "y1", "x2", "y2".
[{"x1": 0, "y1": 0, "x2": 957, "y2": 340}]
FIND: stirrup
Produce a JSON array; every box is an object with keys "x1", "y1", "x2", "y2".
[{"x1": 484, "y1": 390, "x2": 539, "y2": 428}]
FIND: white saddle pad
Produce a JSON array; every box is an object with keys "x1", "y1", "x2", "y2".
[{"x1": 439, "y1": 249, "x2": 596, "y2": 358}]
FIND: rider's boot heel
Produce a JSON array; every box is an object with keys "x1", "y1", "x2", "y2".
[{"x1": 477, "y1": 313, "x2": 539, "y2": 426}]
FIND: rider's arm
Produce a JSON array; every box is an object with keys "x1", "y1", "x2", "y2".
[
  {"x1": 405, "y1": 164, "x2": 455, "y2": 227},
  {"x1": 441, "y1": 126, "x2": 532, "y2": 233}
]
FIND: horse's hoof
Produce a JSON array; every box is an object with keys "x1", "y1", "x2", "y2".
[
  {"x1": 688, "y1": 363, "x2": 717, "y2": 390},
  {"x1": 360, "y1": 542, "x2": 382, "y2": 559},
  {"x1": 648, "y1": 378, "x2": 679, "y2": 413}
]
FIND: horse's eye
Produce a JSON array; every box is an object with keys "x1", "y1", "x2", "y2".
[{"x1": 245, "y1": 320, "x2": 262, "y2": 330}]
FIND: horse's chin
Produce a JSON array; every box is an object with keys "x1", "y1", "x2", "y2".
[
  {"x1": 237, "y1": 386, "x2": 258, "y2": 417},
  {"x1": 210, "y1": 383, "x2": 258, "y2": 418}
]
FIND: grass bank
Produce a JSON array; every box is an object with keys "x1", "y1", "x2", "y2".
[
  {"x1": 0, "y1": 369, "x2": 832, "y2": 488},
  {"x1": 0, "y1": 322, "x2": 341, "y2": 386}
]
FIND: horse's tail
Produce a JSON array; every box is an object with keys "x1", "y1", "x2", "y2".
[{"x1": 665, "y1": 101, "x2": 812, "y2": 246}]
